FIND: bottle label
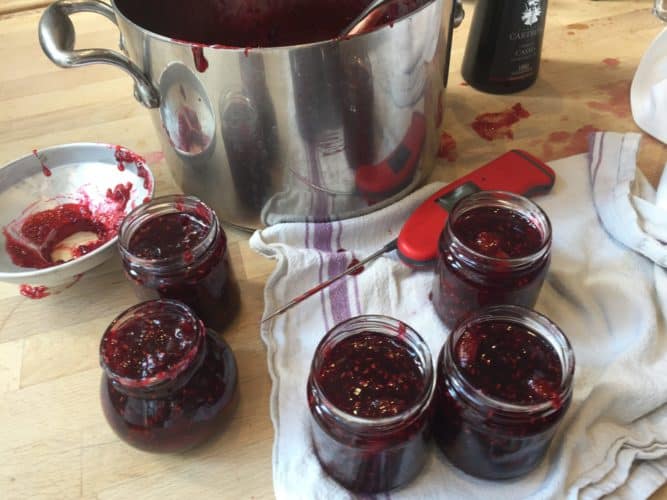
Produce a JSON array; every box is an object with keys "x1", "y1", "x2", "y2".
[{"x1": 490, "y1": 0, "x2": 547, "y2": 82}]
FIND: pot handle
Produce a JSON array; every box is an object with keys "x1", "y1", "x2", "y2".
[
  {"x1": 38, "y1": 0, "x2": 160, "y2": 108},
  {"x1": 453, "y1": 0, "x2": 465, "y2": 27}
]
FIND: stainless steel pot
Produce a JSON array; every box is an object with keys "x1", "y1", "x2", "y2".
[{"x1": 39, "y1": 0, "x2": 463, "y2": 230}]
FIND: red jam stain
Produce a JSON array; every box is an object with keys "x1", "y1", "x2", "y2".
[
  {"x1": 128, "y1": 212, "x2": 208, "y2": 259},
  {"x1": 315, "y1": 332, "x2": 424, "y2": 418},
  {"x1": 454, "y1": 320, "x2": 562, "y2": 405},
  {"x1": 540, "y1": 124, "x2": 600, "y2": 160},
  {"x1": 32, "y1": 149, "x2": 52, "y2": 177},
  {"x1": 346, "y1": 257, "x2": 364, "y2": 276},
  {"x1": 177, "y1": 107, "x2": 210, "y2": 154},
  {"x1": 191, "y1": 46, "x2": 209, "y2": 72},
  {"x1": 471, "y1": 103, "x2": 530, "y2": 141},
  {"x1": 106, "y1": 182, "x2": 133, "y2": 210},
  {"x1": 101, "y1": 307, "x2": 199, "y2": 380},
  {"x1": 114, "y1": 146, "x2": 153, "y2": 192},
  {"x1": 19, "y1": 284, "x2": 50, "y2": 299},
  {"x1": 114, "y1": 0, "x2": 420, "y2": 47},
  {"x1": 243, "y1": 47, "x2": 250, "y2": 57},
  {"x1": 113, "y1": 145, "x2": 151, "y2": 188},
  {"x1": 437, "y1": 132, "x2": 458, "y2": 162},
  {"x1": 586, "y1": 80, "x2": 631, "y2": 118},
  {"x1": 602, "y1": 58, "x2": 620, "y2": 68},
  {"x1": 453, "y1": 206, "x2": 543, "y2": 259}
]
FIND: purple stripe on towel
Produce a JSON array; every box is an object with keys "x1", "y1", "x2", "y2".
[{"x1": 327, "y1": 221, "x2": 352, "y2": 324}]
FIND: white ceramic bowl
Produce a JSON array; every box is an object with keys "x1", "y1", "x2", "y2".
[{"x1": 0, "y1": 143, "x2": 155, "y2": 287}]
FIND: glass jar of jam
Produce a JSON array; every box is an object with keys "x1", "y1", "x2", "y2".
[
  {"x1": 118, "y1": 195, "x2": 240, "y2": 331},
  {"x1": 99, "y1": 300, "x2": 238, "y2": 453},
  {"x1": 432, "y1": 305, "x2": 575, "y2": 479},
  {"x1": 432, "y1": 190, "x2": 552, "y2": 329},
  {"x1": 307, "y1": 315, "x2": 434, "y2": 493}
]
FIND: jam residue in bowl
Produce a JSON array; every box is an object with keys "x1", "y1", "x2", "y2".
[
  {"x1": 118, "y1": 195, "x2": 240, "y2": 331},
  {"x1": 3, "y1": 184, "x2": 134, "y2": 269},
  {"x1": 307, "y1": 315, "x2": 433, "y2": 493},
  {"x1": 100, "y1": 300, "x2": 238, "y2": 453},
  {"x1": 432, "y1": 305, "x2": 575, "y2": 479},
  {"x1": 432, "y1": 191, "x2": 552, "y2": 329}
]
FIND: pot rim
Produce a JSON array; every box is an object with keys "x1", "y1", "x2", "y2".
[{"x1": 111, "y1": 0, "x2": 441, "y2": 51}]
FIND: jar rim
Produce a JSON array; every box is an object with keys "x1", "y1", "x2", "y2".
[
  {"x1": 444, "y1": 190, "x2": 552, "y2": 269},
  {"x1": 118, "y1": 194, "x2": 219, "y2": 271},
  {"x1": 444, "y1": 305, "x2": 575, "y2": 416},
  {"x1": 309, "y1": 314, "x2": 434, "y2": 430},
  {"x1": 99, "y1": 299, "x2": 206, "y2": 389}
]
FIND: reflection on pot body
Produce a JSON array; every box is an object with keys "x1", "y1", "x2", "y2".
[{"x1": 39, "y1": 0, "x2": 460, "y2": 229}]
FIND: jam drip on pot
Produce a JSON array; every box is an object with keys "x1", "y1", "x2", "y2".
[{"x1": 316, "y1": 332, "x2": 424, "y2": 418}]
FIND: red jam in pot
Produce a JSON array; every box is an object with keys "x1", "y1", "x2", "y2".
[
  {"x1": 432, "y1": 306, "x2": 575, "y2": 479},
  {"x1": 432, "y1": 191, "x2": 551, "y2": 329},
  {"x1": 100, "y1": 300, "x2": 238, "y2": 453},
  {"x1": 118, "y1": 195, "x2": 240, "y2": 332},
  {"x1": 307, "y1": 315, "x2": 433, "y2": 493}
]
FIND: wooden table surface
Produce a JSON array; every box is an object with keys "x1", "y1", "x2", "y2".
[{"x1": 0, "y1": 0, "x2": 666, "y2": 498}]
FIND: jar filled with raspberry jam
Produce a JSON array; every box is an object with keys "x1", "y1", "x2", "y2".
[
  {"x1": 118, "y1": 195, "x2": 240, "y2": 331},
  {"x1": 99, "y1": 300, "x2": 238, "y2": 453},
  {"x1": 307, "y1": 315, "x2": 434, "y2": 493},
  {"x1": 432, "y1": 305, "x2": 575, "y2": 479},
  {"x1": 432, "y1": 190, "x2": 552, "y2": 329}
]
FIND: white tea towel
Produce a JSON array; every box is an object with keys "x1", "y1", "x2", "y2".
[
  {"x1": 589, "y1": 131, "x2": 667, "y2": 266},
  {"x1": 631, "y1": 27, "x2": 667, "y2": 144},
  {"x1": 250, "y1": 153, "x2": 667, "y2": 499}
]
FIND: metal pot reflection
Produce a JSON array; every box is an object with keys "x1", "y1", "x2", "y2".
[{"x1": 39, "y1": 0, "x2": 463, "y2": 229}]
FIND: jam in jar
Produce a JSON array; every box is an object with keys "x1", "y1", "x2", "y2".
[
  {"x1": 307, "y1": 315, "x2": 434, "y2": 493},
  {"x1": 99, "y1": 300, "x2": 238, "y2": 452},
  {"x1": 118, "y1": 195, "x2": 240, "y2": 331},
  {"x1": 432, "y1": 190, "x2": 552, "y2": 329},
  {"x1": 432, "y1": 305, "x2": 575, "y2": 479}
]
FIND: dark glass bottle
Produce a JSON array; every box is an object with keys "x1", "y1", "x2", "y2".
[{"x1": 462, "y1": 0, "x2": 548, "y2": 94}]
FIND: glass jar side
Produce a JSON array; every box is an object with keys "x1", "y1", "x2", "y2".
[
  {"x1": 432, "y1": 305, "x2": 574, "y2": 479},
  {"x1": 118, "y1": 195, "x2": 240, "y2": 331},
  {"x1": 307, "y1": 315, "x2": 434, "y2": 493},
  {"x1": 431, "y1": 190, "x2": 552, "y2": 329},
  {"x1": 99, "y1": 300, "x2": 238, "y2": 453}
]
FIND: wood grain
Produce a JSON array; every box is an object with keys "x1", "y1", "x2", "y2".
[
  {"x1": 0, "y1": 1, "x2": 666, "y2": 498},
  {"x1": 0, "y1": 1, "x2": 50, "y2": 16}
]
